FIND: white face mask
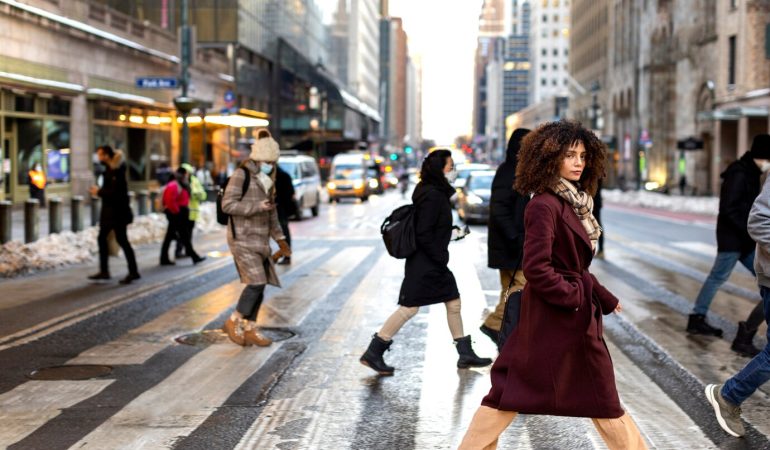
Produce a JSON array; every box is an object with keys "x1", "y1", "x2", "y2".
[
  {"x1": 761, "y1": 161, "x2": 770, "y2": 173},
  {"x1": 260, "y1": 163, "x2": 274, "y2": 175},
  {"x1": 445, "y1": 169, "x2": 458, "y2": 184}
]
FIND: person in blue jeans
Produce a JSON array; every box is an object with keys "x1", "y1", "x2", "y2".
[
  {"x1": 688, "y1": 134, "x2": 770, "y2": 358},
  {"x1": 706, "y1": 173, "x2": 770, "y2": 437}
]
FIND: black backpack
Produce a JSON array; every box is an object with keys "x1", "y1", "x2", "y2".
[
  {"x1": 216, "y1": 167, "x2": 250, "y2": 237},
  {"x1": 381, "y1": 204, "x2": 417, "y2": 258}
]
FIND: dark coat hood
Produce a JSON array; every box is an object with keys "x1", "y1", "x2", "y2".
[{"x1": 505, "y1": 128, "x2": 531, "y2": 168}]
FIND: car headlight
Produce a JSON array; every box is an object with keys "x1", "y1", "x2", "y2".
[
  {"x1": 368, "y1": 179, "x2": 379, "y2": 188},
  {"x1": 327, "y1": 182, "x2": 337, "y2": 190},
  {"x1": 466, "y1": 193, "x2": 484, "y2": 205},
  {"x1": 354, "y1": 180, "x2": 365, "y2": 189}
]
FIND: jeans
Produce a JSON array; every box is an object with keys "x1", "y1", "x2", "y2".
[
  {"x1": 721, "y1": 286, "x2": 770, "y2": 406},
  {"x1": 161, "y1": 210, "x2": 200, "y2": 262},
  {"x1": 693, "y1": 251, "x2": 755, "y2": 316},
  {"x1": 237, "y1": 284, "x2": 266, "y2": 321}
]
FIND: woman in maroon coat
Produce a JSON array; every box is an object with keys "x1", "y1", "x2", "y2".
[{"x1": 459, "y1": 121, "x2": 647, "y2": 450}]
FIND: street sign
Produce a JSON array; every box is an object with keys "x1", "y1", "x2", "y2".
[
  {"x1": 136, "y1": 77, "x2": 179, "y2": 89},
  {"x1": 224, "y1": 90, "x2": 235, "y2": 107},
  {"x1": 677, "y1": 137, "x2": 704, "y2": 150}
]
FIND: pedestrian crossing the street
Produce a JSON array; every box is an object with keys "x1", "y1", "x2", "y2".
[{"x1": 1, "y1": 204, "x2": 769, "y2": 449}]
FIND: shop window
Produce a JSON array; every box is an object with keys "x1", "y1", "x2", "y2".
[
  {"x1": 93, "y1": 124, "x2": 128, "y2": 181},
  {"x1": 15, "y1": 119, "x2": 43, "y2": 186},
  {"x1": 127, "y1": 128, "x2": 147, "y2": 181},
  {"x1": 14, "y1": 95, "x2": 35, "y2": 113},
  {"x1": 45, "y1": 120, "x2": 71, "y2": 183},
  {"x1": 148, "y1": 129, "x2": 171, "y2": 184},
  {"x1": 46, "y1": 98, "x2": 71, "y2": 117}
]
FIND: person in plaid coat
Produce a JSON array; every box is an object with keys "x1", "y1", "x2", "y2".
[{"x1": 221, "y1": 129, "x2": 291, "y2": 347}]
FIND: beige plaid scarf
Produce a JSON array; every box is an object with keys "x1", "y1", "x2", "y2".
[{"x1": 551, "y1": 178, "x2": 602, "y2": 251}]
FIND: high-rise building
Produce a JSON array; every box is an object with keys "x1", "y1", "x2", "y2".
[
  {"x1": 529, "y1": 0, "x2": 570, "y2": 104},
  {"x1": 569, "y1": 0, "x2": 609, "y2": 134},
  {"x1": 503, "y1": 1, "x2": 531, "y2": 128},
  {"x1": 406, "y1": 55, "x2": 423, "y2": 148},
  {"x1": 473, "y1": 0, "x2": 507, "y2": 158}
]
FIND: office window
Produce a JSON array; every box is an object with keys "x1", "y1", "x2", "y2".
[
  {"x1": 552, "y1": 64, "x2": 558, "y2": 70},
  {"x1": 543, "y1": 15, "x2": 548, "y2": 22},
  {"x1": 542, "y1": 49, "x2": 547, "y2": 56},
  {"x1": 552, "y1": 79, "x2": 558, "y2": 86},
  {"x1": 553, "y1": 49, "x2": 558, "y2": 55},
  {"x1": 728, "y1": 35, "x2": 736, "y2": 85},
  {"x1": 542, "y1": 64, "x2": 547, "y2": 70},
  {"x1": 541, "y1": 78, "x2": 547, "y2": 86}
]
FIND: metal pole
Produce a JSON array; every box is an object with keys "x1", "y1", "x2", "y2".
[
  {"x1": 48, "y1": 197, "x2": 62, "y2": 234},
  {"x1": 71, "y1": 195, "x2": 84, "y2": 232},
  {"x1": 0, "y1": 201, "x2": 11, "y2": 243},
  {"x1": 181, "y1": 0, "x2": 190, "y2": 164},
  {"x1": 24, "y1": 199, "x2": 39, "y2": 243},
  {"x1": 150, "y1": 190, "x2": 160, "y2": 213},
  {"x1": 137, "y1": 190, "x2": 149, "y2": 216}
]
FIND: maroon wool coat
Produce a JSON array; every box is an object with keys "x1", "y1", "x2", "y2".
[{"x1": 481, "y1": 191, "x2": 624, "y2": 419}]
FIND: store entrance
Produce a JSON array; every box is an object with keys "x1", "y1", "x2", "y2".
[{"x1": 2, "y1": 121, "x2": 16, "y2": 199}]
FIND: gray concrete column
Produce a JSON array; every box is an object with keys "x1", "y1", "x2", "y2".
[
  {"x1": 0, "y1": 201, "x2": 11, "y2": 243},
  {"x1": 48, "y1": 197, "x2": 62, "y2": 234},
  {"x1": 738, "y1": 116, "x2": 749, "y2": 157},
  {"x1": 712, "y1": 120, "x2": 722, "y2": 195},
  {"x1": 25, "y1": 199, "x2": 39, "y2": 243},
  {"x1": 71, "y1": 196, "x2": 84, "y2": 232}
]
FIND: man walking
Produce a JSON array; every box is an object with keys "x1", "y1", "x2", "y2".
[
  {"x1": 705, "y1": 171, "x2": 770, "y2": 438},
  {"x1": 480, "y1": 128, "x2": 530, "y2": 344},
  {"x1": 88, "y1": 146, "x2": 140, "y2": 284},
  {"x1": 688, "y1": 134, "x2": 770, "y2": 357}
]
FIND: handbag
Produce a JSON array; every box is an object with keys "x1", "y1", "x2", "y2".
[{"x1": 497, "y1": 270, "x2": 523, "y2": 351}]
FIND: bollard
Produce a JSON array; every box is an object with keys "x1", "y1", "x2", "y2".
[
  {"x1": 0, "y1": 201, "x2": 11, "y2": 244},
  {"x1": 91, "y1": 196, "x2": 101, "y2": 226},
  {"x1": 71, "y1": 196, "x2": 84, "y2": 232},
  {"x1": 48, "y1": 197, "x2": 62, "y2": 234},
  {"x1": 150, "y1": 190, "x2": 159, "y2": 213},
  {"x1": 137, "y1": 190, "x2": 149, "y2": 216},
  {"x1": 25, "y1": 199, "x2": 39, "y2": 243}
]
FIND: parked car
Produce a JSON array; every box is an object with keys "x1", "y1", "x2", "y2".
[
  {"x1": 327, "y1": 152, "x2": 370, "y2": 202},
  {"x1": 279, "y1": 152, "x2": 322, "y2": 218},
  {"x1": 456, "y1": 170, "x2": 495, "y2": 224}
]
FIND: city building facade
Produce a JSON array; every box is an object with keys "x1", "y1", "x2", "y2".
[{"x1": 529, "y1": 0, "x2": 570, "y2": 104}]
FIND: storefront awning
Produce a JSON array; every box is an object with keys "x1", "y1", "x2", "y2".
[
  {"x1": 87, "y1": 88, "x2": 162, "y2": 106},
  {"x1": 184, "y1": 109, "x2": 269, "y2": 128},
  {"x1": 698, "y1": 107, "x2": 769, "y2": 121},
  {"x1": 0, "y1": 71, "x2": 84, "y2": 94}
]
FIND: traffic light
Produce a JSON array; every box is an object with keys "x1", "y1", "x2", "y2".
[
  {"x1": 404, "y1": 146, "x2": 413, "y2": 154},
  {"x1": 390, "y1": 153, "x2": 398, "y2": 161}
]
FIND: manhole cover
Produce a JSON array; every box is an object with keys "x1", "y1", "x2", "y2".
[
  {"x1": 27, "y1": 365, "x2": 112, "y2": 380},
  {"x1": 175, "y1": 328, "x2": 295, "y2": 347}
]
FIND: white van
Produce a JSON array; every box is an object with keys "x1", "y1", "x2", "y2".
[{"x1": 279, "y1": 152, "x2": 322, "y2": 217}]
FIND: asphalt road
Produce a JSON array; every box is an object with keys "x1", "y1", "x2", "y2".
[{"x1": 0, "y1": 191, "x2": 768, "y2": 449}]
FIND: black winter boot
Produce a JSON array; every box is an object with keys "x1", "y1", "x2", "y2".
[
  {"x1": 687, "y1": 314, "x2": 723, "y2": 337},
  {"x1": 360, "y1": 334, "x2": 395, "y2": 375},
  {"x1": 731, "y1": 321, "x2": 761, "y2": 357},
  {"x1": 455, "y1": 335, "x2": 493, "y2": 368},
  {"x1": 479, "y1": 325, "x2": 499, "y2": 346}
]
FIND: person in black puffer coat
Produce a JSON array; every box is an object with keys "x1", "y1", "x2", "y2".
[
  {"x1": 360, "y1": 150, "x2": 492, "y2": 375},
  {"x1": 688, "y1": 134, "x2": 770, "y2": 358},
  {"x1": 481, "y1": 128, "x2": 530, "y2": 344}
]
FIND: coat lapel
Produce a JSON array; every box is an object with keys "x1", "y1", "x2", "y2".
[{"x1": 559, "y1": 199, "x2": 593, "y2": 252}]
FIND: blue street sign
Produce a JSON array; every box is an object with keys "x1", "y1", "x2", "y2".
[
  {"x1": 136, "y1": 77, "x2": 179, "y2": 89},
  {"x1": 224, "y1": 90, "x2": 235, "y2": 105}
]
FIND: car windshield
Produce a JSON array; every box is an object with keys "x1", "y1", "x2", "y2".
[
  {"x1": 458, "y1": 165, "x2": 490, "y2": 180},
  {"x1": 334, "y1": 165, "x2": 364, "y2": 180},
  {"x1": 468, "y1": 174, "x2": 494, "y2": 190},
  {"x1": 279, "y1": 162, "x2": 299, "y2": 179}
]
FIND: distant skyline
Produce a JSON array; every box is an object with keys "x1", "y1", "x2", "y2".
[{"x1": 389, "y1": 0, "x2": 482, "y2": 144}]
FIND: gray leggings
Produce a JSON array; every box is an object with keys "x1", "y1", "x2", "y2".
[{"x1": 236, "y1": 284, "x2": 266, "y2": 321}]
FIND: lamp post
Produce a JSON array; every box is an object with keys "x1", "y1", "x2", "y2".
[{"x1": 176, "y1": 0, "x2": 193, "y2": 164}]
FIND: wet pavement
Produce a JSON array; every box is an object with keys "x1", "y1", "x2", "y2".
[{"x1": 0, "y1": 192, "x2": 769, "y2": 449}]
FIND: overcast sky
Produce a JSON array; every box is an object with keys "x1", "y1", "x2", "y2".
[{"x1": 389, "y1": 0, "x2": 482, "y2": 144}]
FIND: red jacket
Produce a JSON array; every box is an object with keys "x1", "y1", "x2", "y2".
[
  {"x1": 162, "y1": 181, "x2": 190, "y2": 215},
  {"x1": 482, "y1": 191, "x2": 623, "y2": 419}
]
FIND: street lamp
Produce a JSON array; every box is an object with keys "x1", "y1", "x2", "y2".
[
  {"x1": 177, "y1": 0, "x2": 193, "y2": 164},
  {"x1": 174, "y1": 96, "x2": 197, "y2": 164}
]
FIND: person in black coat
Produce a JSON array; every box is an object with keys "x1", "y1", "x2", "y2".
[
  {"x1": 275, "y1": 165, "x2": 296, "y2": 264},
  {"x1": 88, "y1": 146, "x2": 140, "y2": 285},
  {"x1": 360, "y1": 150, "x2": 492, "y2": 375},
  {"x1": 481, "y1": 128, "x2": 530, "y2": 343},
  {"x1": 688, "y1": 134, "x2": 770, "y2": 357}
]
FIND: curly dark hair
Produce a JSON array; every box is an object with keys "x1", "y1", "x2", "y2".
[{"x1": 514, "y1": 120, "x2": 606, "y2": 196}]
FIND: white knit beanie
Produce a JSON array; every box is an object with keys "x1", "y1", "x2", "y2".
[{"x1": 250, "y1": 129, "x2": 280, "y2": 162}]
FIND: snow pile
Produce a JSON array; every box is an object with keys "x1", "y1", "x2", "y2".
[
  {"x1": 0, "y1": 202, "x2": 224, "y2": 278},
  {"x1": 603, "y1": 189, "x2": 719, "y2": 216}
]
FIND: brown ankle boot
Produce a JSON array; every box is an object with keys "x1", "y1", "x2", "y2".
[
  {"x1": 244, "y1": 328, "x2": 273, "y2": 347},
  {"x1": 223, "y1": 317, "x2": 246, "y2": 346}
]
